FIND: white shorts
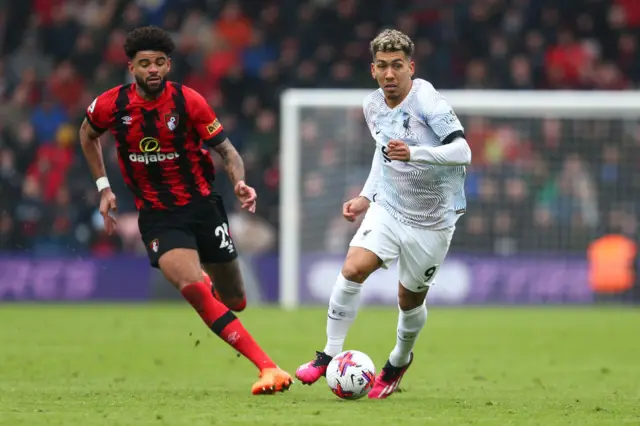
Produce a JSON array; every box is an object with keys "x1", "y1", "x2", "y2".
[{"x1": 349, "y1": 202, "x2": 455, "y2": 293}]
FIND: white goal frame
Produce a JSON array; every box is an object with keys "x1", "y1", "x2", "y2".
[{"x1": 279, "y1": 88, "x2": 640, "y2": 309}]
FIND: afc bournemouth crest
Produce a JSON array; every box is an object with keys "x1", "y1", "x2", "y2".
[
  {"x1": 150, "y1": 239, "x2": 159, "y2": 253},
  {"x1": 164, "y1": 114, "x2": 179, "y2": 131}
]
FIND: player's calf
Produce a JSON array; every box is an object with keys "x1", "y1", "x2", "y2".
[
  {"x1": 159, "y1": 248, "x2": 292, "y2": 393},
  {"x1": 397, "y1": 280, "x2": 428, "y2": 311},
  {"x1": 201, "y1": 270, "x2": 238, "y2": 310},
  {"x1": 370, "y1": 282, "x2": 427, "y2": 398},
  {"x1": 202, "y1": 260, "x2": 246, "y2": 312},
  {"x1": 393, "y1": 283, "x2": 428, "y2": 364},
  {"x1": 159, "y1": 248, "x2": 204, "y2": 290},
  {"x1": 390, "y1": 298, "x2": 427, "y2": 368},
  {"x1": 323, "y1": 247, "x2": 381, "y2": 354}
]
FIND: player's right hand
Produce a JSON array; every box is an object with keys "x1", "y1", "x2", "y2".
[
  {"x1": 99, "y1": 188, "x2": 117, "y2": 235},
  {"x1": 342, "y1": 196, "x2": 370, "y2": 222}
]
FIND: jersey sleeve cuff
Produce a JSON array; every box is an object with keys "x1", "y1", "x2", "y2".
[
  {"x1": 442, "y1": 130, "x2": 465, "y2": 145},
  {"x1": 85, "y1": 114, "x2": 106, "y2": 134},
  {"x1": 360, "y1": 192, "x2": 375, "y2": 202},
  {"x1": 203, "y1": 129, "x2": 227, "y2": 147}
]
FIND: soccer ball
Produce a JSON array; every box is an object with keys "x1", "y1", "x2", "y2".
[{"x1": 326, "y1": 350, "x2": 376, "y2": 400}]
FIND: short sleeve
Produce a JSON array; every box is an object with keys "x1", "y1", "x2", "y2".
[
  {"x1": 420, "y1": 83, "x2": 465, "y2": 145},
  {"x1": 85, "y1": 89, "x2": 117, "y2": 133},
  {"x1": 183, "y1": 86, "x2": 227, "y2": 147}
]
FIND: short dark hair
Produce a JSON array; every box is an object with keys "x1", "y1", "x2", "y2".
[{"x1": 124, "y1": 26, "x2": 175, "y2": 59}]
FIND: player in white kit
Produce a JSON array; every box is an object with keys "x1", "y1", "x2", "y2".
[{"x1": 295, "y1": 29, "x2": 472, "y2": 399}]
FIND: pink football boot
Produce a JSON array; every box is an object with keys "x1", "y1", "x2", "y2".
[
  {"x1": 368, "y1": 353, "x2": 413, "y2": 399},
  {"x1": 295, "y1": 351, "x2": 333, "y2": 385}
]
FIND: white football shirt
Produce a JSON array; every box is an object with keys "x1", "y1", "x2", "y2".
[{"x1": 362, "y1": 78, "x2": 467, "y2": 229}]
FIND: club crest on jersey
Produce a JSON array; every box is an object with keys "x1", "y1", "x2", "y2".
[
  {"x1": 402, "y1": 112, "x2": 413, "y2": 137},
  {"x1": 150, "y1": 239, "x2": 159, "y2": 253},
  {"x1": 164, "y1": 114, "x2": 179, "y2": 131}
]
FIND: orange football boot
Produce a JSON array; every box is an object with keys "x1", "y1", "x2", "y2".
[{"x1": 251, "y1": 368, "x2": 294, "y2": 395}]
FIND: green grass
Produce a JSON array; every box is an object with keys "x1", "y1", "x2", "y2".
[{"x1": 0, "y1": 305, "x2": 639, "y2": 425}]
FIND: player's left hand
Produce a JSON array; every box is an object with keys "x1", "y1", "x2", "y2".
[
  {"x1": 386, "y1": 140, "x2": 411, "y2": 161},
  {"x1": 235, "y1": 180, "x2": 257, "y2": 213}
]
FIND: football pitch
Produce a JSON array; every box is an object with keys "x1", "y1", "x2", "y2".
[{"x1": 0, "y1": 305, "x2": 639, "y2": 426}]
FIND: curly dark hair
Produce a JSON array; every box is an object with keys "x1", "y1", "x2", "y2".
[{"x1": 123, "y1": 26, "x2": 175, "y2": 59}]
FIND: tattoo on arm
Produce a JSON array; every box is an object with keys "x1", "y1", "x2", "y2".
[{"x1": 213, "y1": 138, "x2": 245, "y2": 186}]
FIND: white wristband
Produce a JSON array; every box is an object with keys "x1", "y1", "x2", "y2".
[{"x1": 96, "y1": 177, "x2": 110, "y2": 192}]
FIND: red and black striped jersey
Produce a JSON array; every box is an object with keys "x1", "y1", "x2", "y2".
[{"x1": 85, "y1": 82, "x2": 226, "y2": 211}]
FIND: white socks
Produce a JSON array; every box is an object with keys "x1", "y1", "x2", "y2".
[
  {"x1": 323, "y1": 274, "x2": 362, "y2": 357},
  {"x1": 389, "y1": 303, "x2": 428, "y2": 367},
  {"x1": 322, "y1": 273, "x2": 427, "y2": 365}
]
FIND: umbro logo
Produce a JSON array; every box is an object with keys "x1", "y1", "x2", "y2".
[
  {"x1": 226, "y1": 331, "x2": 239, "y2": 344},
  {"x1": 122, "y1": 116, "x2": 132, "y2": 125}
]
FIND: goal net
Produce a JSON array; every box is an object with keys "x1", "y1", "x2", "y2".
[{"x1": 279, "y1": 89, "x2": 640, "y2": 309}]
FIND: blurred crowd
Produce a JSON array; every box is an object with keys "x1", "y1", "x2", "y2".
[
  {"x1": 0, "y1": 0, "x2": 639, "y2": 257},
  {"x1": 298, "y1": 110, "x2": 640, "y2": 255}
]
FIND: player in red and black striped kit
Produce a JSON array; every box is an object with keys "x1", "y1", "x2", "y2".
[{"x1": 79, "y1": 26, "x2": 292, "y2": 394}]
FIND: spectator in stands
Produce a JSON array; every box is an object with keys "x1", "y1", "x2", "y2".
[{"x1": 0, "y1": 0, "x2": 638, "y2": 257}]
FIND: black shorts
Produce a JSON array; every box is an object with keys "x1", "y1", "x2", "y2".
[{"x1": 138, "y1": 194, "x2": 238, "y2": 268}]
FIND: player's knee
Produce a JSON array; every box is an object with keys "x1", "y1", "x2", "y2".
[
  {"x1": 342, "y1": 248, "x2": 380, "y2": 283},
  {"x1": 341, "y1": 263, "x2": 371, "y2": 283}
]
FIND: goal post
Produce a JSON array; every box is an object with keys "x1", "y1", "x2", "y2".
[
  {"x1": 280, "y1": 89, "x2": 371, "y2": 310},
  {"x1": 279, "y1": 89, "x2": 640, "y2": 310}
]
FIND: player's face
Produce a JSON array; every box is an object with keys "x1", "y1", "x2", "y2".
[
  {"x1": 129, "y1": 51, "x2": 171, "y2": 97},
  {"x1": 371, "y1": 51, "x2": 414, "y2": 103}
]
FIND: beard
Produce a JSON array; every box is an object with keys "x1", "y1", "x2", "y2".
[{"x1": 135, "y1": 74, "x2": 166, "y2": 97}]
